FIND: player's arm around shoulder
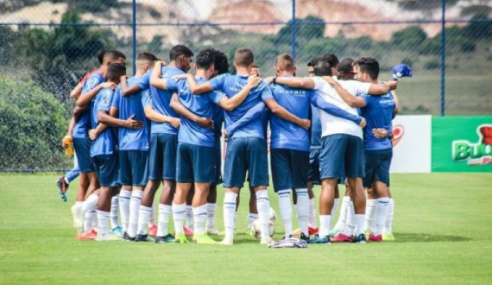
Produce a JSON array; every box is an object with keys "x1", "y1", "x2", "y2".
[
  {"x1": 324, "y1": 76, "x2": 366, "y2": 108},
  {"x1": 218, "y1": 75, "x2": 261, "y2": 111},
  {"x1": 266, "y1": 76, "x2": 315, "y2": 89},
  {"x1": 150, "y1": 61, "x2": 169, "y2": 90}
]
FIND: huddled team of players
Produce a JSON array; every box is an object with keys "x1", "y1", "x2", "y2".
[{"x1": 57, "y1": 45, "x2": 411, "y2": 245}]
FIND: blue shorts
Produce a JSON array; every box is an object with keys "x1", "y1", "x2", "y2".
[
  {"x1": 119, "y1": 150, "x2": 149, "y2": 187},
  {"x1": 224, "y1": 137, "x2": 269, "y2": 188},
  {"x1": 214, "y1": 141, "x2": 223, "y2": 185},
  {"x1": 149, "y1": 133, "x2": 177, "y2": 181},
  {"x1": 320, "y1": 134, "x2": 365, "y2": 180},
  {"x1": 73, "y1": 137, "x2": 95, "y2": 173},
  {"x1": 308, "y1": 147, "x2": 321, "y2": 185},
  {"x1": 271, "y1": 148, "x2": 309, "y2": 191},
  {"x1": 176, "y1": 142, "x2": 216, "y2": 183},
  {"x1": 93, "y1": 154, "x2": 120, "y2": 187},
  {"x1": 363, "y1": 149, "x2": 392, "y2": 188}
]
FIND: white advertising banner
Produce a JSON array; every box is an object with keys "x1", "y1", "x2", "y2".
[{"x1": 390, "y1": 115, "x2": 432, "y2": 173}]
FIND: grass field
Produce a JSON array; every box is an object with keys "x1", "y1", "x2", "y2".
[{"x1": 1, "y1": 173, "x2": 492, "y2": 285}]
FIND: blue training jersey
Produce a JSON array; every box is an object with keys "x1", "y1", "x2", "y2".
[
  {"x1": 137, "y1": 67, "x2": 182, "y2": 135},
  {"x1": 310, "y1": 104, "x2": 322, "y2": 148},
  {"x1": 111, "y1": 76, "x2": 150, "y2": 151},
  {"x1": 90, "y1": 88, "x2": 117, "y2": 157},
  {"x1": 360, "y1": 92, "x2": 396, "y2": 151},
  {"x1": 209, "y1": 74, "x2": 273, "y2": 139},
  {"x1": 167, "y1": 77, "x2": 224, "y2": 147},
  {"x1": 213, "y1": 94, "x2": 225, "y2": 140},
  {"x1": 73, "y1": 72, "x2": 105, "y2": 138},
  {"x1": 269, "y1": 83, "x2": 316, "y2": 151}
]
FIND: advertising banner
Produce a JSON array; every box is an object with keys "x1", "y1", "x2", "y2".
[
  {"x1": 432, "y1": 117, "x2": 492, "y2": 172},
  {"x1": 390, "y1": 115, "x2": 432, "y2": 173}
]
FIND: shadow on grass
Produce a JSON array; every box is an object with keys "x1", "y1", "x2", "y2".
[{"x1": 394, "y1": 232, "x2": 471, "y2": 243}]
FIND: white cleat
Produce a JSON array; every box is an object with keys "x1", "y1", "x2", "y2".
[
  {"x1": 96, "y1": 233, "x2": 122, "y2": 241},
  {"x1": 71, "y1": 204, "x2": 83, "y2": 232},
  {"x1": 260, "y1": 236, "x2": 275, "y2": 246},
  {"x1": 206, "y1": 226, "x2": 220, "y2": 235}
]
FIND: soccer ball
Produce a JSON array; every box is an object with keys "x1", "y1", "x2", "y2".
[{"x1": 251, "y1": 219, "x2": 275, "y2": 239}]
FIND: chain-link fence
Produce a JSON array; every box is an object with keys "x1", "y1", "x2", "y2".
[{"x1": 0, "y1": 0, "x2": 491, "y2": 171}]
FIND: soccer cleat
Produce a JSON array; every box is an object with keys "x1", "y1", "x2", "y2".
[
  {"x1": 308, "y1": 226, "x2": 319, "y2": 236},
  {"x1": 148, "y1": 224, "x2": 158, "y2": 236},
  {"x1": 183, "y1": 227, "x2": 194, "y2": 237},
  {"x1": 206, "y1": 226, "x2": 220, "y2": 235},
  {"x1": 112, "y1": 226, "x2": 124, "y2": 237},
  {"x1": 220, "y1": 236, "x2": 234, "y2": 246},
  {"x1": 71, "y1": 204, "x2": 83, "y2": 232},
  {"x1": 175, "y1": 233, "x2": 189, "y2": 244},
  {"x1": 122, "y1": 232, "x2": 136, "y2": 242},
  {"x1": 382, "y1": 233, "x2": 395, "y2": 241},
  {"x1": 329, "y1": 227, "x2": 343, "y2": 237},
  {"x1": 96, "y1": 232, "x2": 121, "y2": 241},
  {"x1": 364, "y1": 230, "x2": 372, "y2": 237},
  {"x1": 193, "y1": 234, "x2": 218, "y2": 245},
  {"x1": 353, "y1": 233, "x2": 367, "y2": 244},
  {"x1": 368, "y1": 233, "x2": 383, "y2": 242},
  {"x1": 135, "y1": 234, "x2": 155, "y2": 242},
  {"x1": 331, "y1": 233, "x2": 354, "y2": 243},
  {"x1": 155, "y1": 234, "x2": 175, "y2": 243},
  {"x1": 76, "y1": 230, "x2": 97, "y2": 241},
  {"x1": 308, "y1": 234, "x2": 331, "y2": 245},
  {"x1": 260, "y1": 236, "x2": 275, "y2": 245},
  {"x1": 300, "y1": 233, "x2": 310, "y2": 243},
  {"x1": 56, "y1": 177, "x2": 69, "y2": 202}
]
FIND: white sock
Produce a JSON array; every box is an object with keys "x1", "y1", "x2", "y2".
[
  {"x1": 256, "y1": 190, "x2": 271, "y2": 239},
  {"x1": 97, "y1": 210, "x2": 110, "y2": 236},
  {"x1": 186, "y1": 205, "x2": 194, "y2": 229},
  {"x1": 278, "y1": 190, "x2": 293, "y2": 237},
  {"x1": 364, "y1": 199, "x2": 377, "y2": 232},
  {"x1": 82, "y1": 194, "x2": 98, "y2": 233},
  {"x1": 384, "y1": 198, "x2": 394, "y2": 234},
  {"x1": 234, "y1": 211, "x2": 238, "y2": 228},
  {"x1": 157, "y1": 204, "x2": 172, "y2": 237},
  {"x1": 374, "y1": 198, "x2": 390, "y2": 236},
  {"x1": 148, "y1": 204, "x2": 155, "y2": 225},
  {"x1": 247, "y1": 213, "x2": 258, "y2": 229},
  {"x1": 128, "y1": 190, "x2": 143, "y2": 238},
  {"x1": 172, "y1": 203, "x2": 186, "y2": 235},
  {"x1": 110, "y1": 196, "x2": 120, "y2": 229},
  {"x1": 137, "y1": 205, "x2": 152, "y2": 235},
  {"x1": 308, "y1": 198, "x2": 317, "y2": 228},
  {"x1": 193, "y1": 204, "x2": 208, "y2": 235},
  {"x1": 206, "y1": 203, "x2": 216, "y2": 228},
  {"x1": 342, "y1": 200, "x2": 356, "y2": 236},
  {"x1": 330, "y1": 198, "x2": 340, "y2": 226},
  {"x1": 355, "y1": 214, "x2": 365, "y2": 236},
  {"x1": 118, "y1": 190, "x2": 132, "y2": 232},
  {"x1": 295, "y1": 188, "x2": 309, "y2": 236},
  {"x1": 333, "y1": 196, "x2": 350, "y2": 230},
  {"x1": 64, "y1": 177, "x2": 70, "y2": 184},
  {"x1": 223, "y1": 192, "x2": 237, "y2": 239},
  {"x1": 319, "y1": 215, "x2": 331, "y2": 237}
]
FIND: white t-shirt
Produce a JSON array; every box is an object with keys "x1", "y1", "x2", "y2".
[{"x1": 312, "y1": 77, "x2": 370, "y2": 139}]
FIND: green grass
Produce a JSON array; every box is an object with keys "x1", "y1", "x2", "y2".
[{"x1": 1, "y1": 173, "x2": 492, "y2": 285}]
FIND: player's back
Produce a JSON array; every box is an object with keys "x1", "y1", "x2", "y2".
[
  {"x1": 73, "y1": 72, "x2": 105, "y2": 138},
  {"x1": 360, "y1": 92, "x2": 395, "y2": 150},
  {"x1": 90, "y1": 88, "x2": 117, "y2": 157}
]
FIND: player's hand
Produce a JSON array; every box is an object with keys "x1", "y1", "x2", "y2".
[
  {"x1": 125, "y1": 114, "x2": 144, "y2": 129},
  {"x1": 247, "y1": 75, "x2": 261, "y2": 88},
  {"x1": 372, "y1": 128, "x2": 389, "y2": 139},
  {"x1": 392, "y1": 64, "x2": 412, "y2": 80},
  {"x1": 88, "y1": 129, "x2": 98, "y2": 141},
  {"x1": 299, "y1": 118, "x2": 311, "y2": 130},
  {"x1": 264, "y1": 77, "x2": 275, "y2": 84},
  {"x1": 100, "y1": 82, "x2": 117, "y2": 90},
  {"x1": 170, "y1": 118, "x2": 180, "y2": 129},
  {"x1": 359, "y1": 118, "x2": 366, "y2": 128},
  {"x1": 157, "y1": 60, "x2": 168, "y2": 66},
  {"x1": 195, "y1": 117, "x2": 214, "y2": 129}
]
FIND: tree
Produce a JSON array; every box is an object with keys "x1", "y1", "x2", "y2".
[{"x1": 391, "y1": 26, "x2": 427, "y2": 49}]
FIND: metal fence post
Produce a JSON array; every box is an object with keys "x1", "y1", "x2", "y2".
[
  {"x1": 132, "y1": 0, "x2": 137, "y2": 75},
  {"x1": 440, "y1": 0, "x2": 446, "y2": 116},
  {"x1": 291, "y1": 0, "x2": 296, "y2": 59}
]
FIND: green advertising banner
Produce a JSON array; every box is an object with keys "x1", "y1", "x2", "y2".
[{"x1": 432, "y1": 117, "x2": 492, "y2": 172}]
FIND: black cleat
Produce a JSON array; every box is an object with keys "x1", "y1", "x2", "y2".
[{"x1": 123, "y1": 232, "x2": 135, "y2": 242}]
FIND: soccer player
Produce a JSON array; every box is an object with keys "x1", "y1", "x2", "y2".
[
  {"x1": 181, "y1": 48, "x2": 310, "y2": 245},
  {"x1": 271, "y1": 59, "x2": 394, "y2": 244},
  {"x1": 120, "y1": 45, "x2": 194, "y2": 243},
  {"x1": 71, "y1": 50, "x2": 125, "y2": 233},
  {"x1": 267, "y1": 54, "x2": 365, "y2": 241}
]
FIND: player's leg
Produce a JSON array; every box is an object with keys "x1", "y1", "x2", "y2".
[
  {"x1": 291, "y1": 149, "x2": 310, "y2": 241},
  {"x1": 173, "y1": 143, "x2": 194, "y2": 243},
  {"x1": 185, "y1": 186, "x2": 195, "y2": 233},
  {"x1": 307, "y1": 147, "x2": 320, "y2": 234},
  {"x1": 369, "y1": 149, "x2": 392, "y2": 241},
  {"x1": 246, "y1": 185, "x2": 258, "y2": 233},
  {"x1": 383, "y1": 187, "x2": 395, "y2": 241},
  {"x1": 331, "y1": 182, "x2": 351, "y2": 235},
  {"x1": 206, "y1": 140, "x2": 222, "y2": 235},
  {"x1": 363, "y1": 150, "x2": 377, "y2": 235},
  {"x1": 364, "y1": 187, "x2": 376, "y2": 235},
  {"x1": 71, "y1": 137, "x2": 94, "y2": 232},
  {"x1": 271, "y1": 149, "x2": 294, "y2": 238}
]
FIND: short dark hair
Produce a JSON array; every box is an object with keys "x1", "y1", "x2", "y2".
[
  {"x1": 355, "y1": 57, "x2": 379, "y2": 80},
  {"x1": 314, "y1": 60, "x2": 332, "y2": 77},
  {"x1": 234, "y1": 48, "x2": 254, "y2": 67},
  {"x1": 195, "y1": 49, "x2": 216, "y2": 70},
  {"x1": 337, "y1": 58, "x2": 354, "y2": 77},
  {"x1": 107, "y1": 63, "x2": 126, "y2": 81},
  {"x1": 169, "y1": 45, "x2": 194, "y2": 61},
  {"x1": 137, "y1": 52, "x2": 158, "y2": 62},
  {"x1": 97, "y1": 50, "x2": 107, "y2": 64},
  {"x1": 307, "y1": 57, "x2": 321, "y2": 67},
  {"x1": 212, "y1": 49, "x2": 229, "y2": 75},
  {"x1": 320, "y1": 53, "x2": 339, "y2": 68},
  {"x1": 103, "y1": 50, "x2": 125, "y2": 63},
  {"x1": 275, "y1": 53, "x2": 295, "y2": 72}
]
